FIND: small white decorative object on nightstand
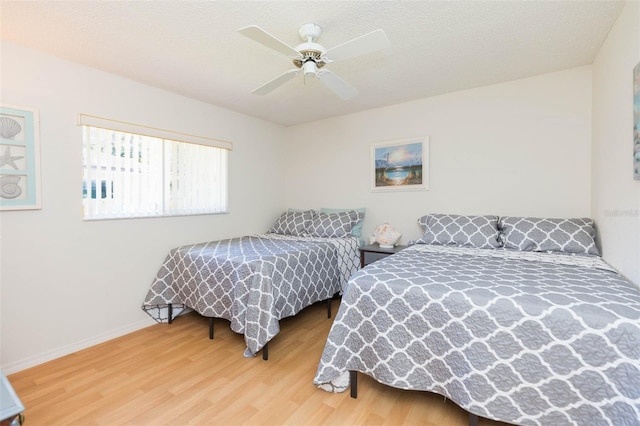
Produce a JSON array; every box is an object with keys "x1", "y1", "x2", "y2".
[{"x1": 371, "y1": 223, "x2": 401, "y2": 248}]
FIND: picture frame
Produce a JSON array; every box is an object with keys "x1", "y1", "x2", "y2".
[
  {"x1": 634, "y1": 61, "x2": 640, "y2": 180},
  {"x1": 0, "y1": 105, "x2": 41, "y2": 210},
  {"x1": 371, "y1": 137, "x2": 429, "y2": 191}
]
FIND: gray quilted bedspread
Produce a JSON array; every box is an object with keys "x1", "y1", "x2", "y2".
[
  {"x1": 314, "y1": 244, "x2": 640, "y2": 426},
  {"x1": 142, "y1": 234, "x2": 359, "y2": 356}
]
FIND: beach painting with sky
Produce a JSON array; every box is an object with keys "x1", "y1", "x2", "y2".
[{"x1": 372, "y1": 137, "x2": 429, "y2": 191}]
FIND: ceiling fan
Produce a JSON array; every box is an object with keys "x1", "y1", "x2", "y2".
[{"x1": 238, "y1": 23, "x2": 390, "y2": 100}]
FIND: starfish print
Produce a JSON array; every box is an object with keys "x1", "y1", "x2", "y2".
[{"x1": 0, "y1": 145, "x2": 24, "y2": 170}]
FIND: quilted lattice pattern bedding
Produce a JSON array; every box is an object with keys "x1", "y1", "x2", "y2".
[
  {"x1": 314, "y1": 244, "x2": 640, "y2": 425},
  {"x1": 142, "y1": 233, "x2": 359, "y2": 356}
]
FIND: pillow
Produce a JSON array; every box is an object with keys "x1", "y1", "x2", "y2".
[
  {"x1": 320, "y1": 207, "x2": 366, "y2": 238},
  {"x1": 269, "y1": 210, "x2": 315, "y2": 236},
  {"x1": 499, "y1": 216, "x2": 599, "y2": 255},
  {"x1": 415, "y1": 214, "x2": 501, "y2": 249},
  {"x1": 307, "y1": 210, "x2": 364, "y2": 238},
  {"x1": 418, "y1": 214, "x2": 430, "y2": 232}
]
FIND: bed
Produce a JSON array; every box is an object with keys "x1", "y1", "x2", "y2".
[
  {"x1": 314, "y1": 214, "x2": 640, "y2": 426},
  {"x1": 141, "y1": 209, "x2": 362, "y2": 358}
]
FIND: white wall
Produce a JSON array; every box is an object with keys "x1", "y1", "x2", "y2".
[
  {"x1": 0, "y1": 41, "x2": 287, "y2": 373},
  {"x1": 591, "y1": 1, "x2": 640, "y2": 286},
  {"x1": 285, "y1": 67, "x2": 593, "y2": 245}
]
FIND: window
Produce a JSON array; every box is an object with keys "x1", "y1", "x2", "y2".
[{"x1": 79, "y1": 114, "x2": 231, "y2": 220}]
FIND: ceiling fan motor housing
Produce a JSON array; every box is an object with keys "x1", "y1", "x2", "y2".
[
  {"x1": 293, "y1": 49, "x2": 326, "y2": 75},
  {"x1": 293, "y1": 24, "x2": 327, "y2": 76}
]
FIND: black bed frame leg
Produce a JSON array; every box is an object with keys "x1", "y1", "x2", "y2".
[
  {"x1": 168, "y1": 303, "x2": 173, "y2": 324},
  {"x1": 262, "y1": 342, "x2": 268, "y2": 361},
  {"x1": 209, "y1": 318, "x2": 214, "y2": 340},
  {"x1": 469, "y1": 414, "x2": 479, "y2": 426},
  {"x1": 327, "y1": 298, "x2": 332, "y2": 318},
  {"x1": 350, "y1": 370, "x2": 358, "y2": 398}
]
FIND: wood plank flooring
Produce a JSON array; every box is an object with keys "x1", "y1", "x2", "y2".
[{"x1": 8, "y1": 300, "x2": 511, "y2": 425}]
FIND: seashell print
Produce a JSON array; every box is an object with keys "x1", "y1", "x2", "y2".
[
  {"x1": 0, "y1": 116, "x2": 22, "y2": 139},
  {"x1": 0, "y1": 175, "x2": 22, "y2": 199}
]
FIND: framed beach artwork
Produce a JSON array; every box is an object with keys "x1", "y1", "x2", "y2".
[
  {"x1": 0, "y1": 105, "x2": 41, "y2": 210},
  {"x1": 371, "y1": 137, "x2": 429, "y2": 191},
  {"x1": 634, "y1": 62, "x2": 640, "y2": 180}
]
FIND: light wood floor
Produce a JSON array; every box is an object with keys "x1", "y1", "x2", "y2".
[{"x1": 8, "y1": 300, "x2": 511, "y2": 425}]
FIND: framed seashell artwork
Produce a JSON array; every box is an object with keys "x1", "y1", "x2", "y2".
[
  {"x1": 371, "y1": 136, "x2": 429, "y2": 191},
  {"x1": 0, "y1": 105, "x2": 41, "y2": 210},
  {"x1": 634, "y1": 61, "x2": 640, "y2": 181}
]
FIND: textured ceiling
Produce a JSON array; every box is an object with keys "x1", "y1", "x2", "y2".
[{"x1": 0, "y1": 1, "x2": 624, "y2": 127}]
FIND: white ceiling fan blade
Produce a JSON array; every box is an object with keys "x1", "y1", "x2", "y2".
[
  {"x1": 239, "y1": 25, "x2": 301, "y2": 58},
  {"x1": 318, "y1": 70, "x2": 357, "y2": 100},
  {"x1": 326, "y1": 29, "x2": 390, "y2": 61},
  {"x1": 251, "y1": 69, "x2": 300, "y2": 95}
]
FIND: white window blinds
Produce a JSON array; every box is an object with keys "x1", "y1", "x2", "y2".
[
  {"x1": 164, "y1": 139, "x2": 228, "y2": 216},
  {"x1": 79, "y1": 114, "x2": 230, "y2": 220}
]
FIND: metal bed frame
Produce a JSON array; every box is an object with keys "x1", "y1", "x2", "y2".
[{"x1": 167, "y1": 298, "x2": 334, "y2": 360}]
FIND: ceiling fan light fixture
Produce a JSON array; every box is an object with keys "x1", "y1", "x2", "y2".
[{"x1": 302, "y1": 60, "x2": 318, "y2": 77}]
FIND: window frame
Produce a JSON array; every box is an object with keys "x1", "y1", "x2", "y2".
[{"x1": 79, "y1": 114, "x2": 232, "y2": 220}]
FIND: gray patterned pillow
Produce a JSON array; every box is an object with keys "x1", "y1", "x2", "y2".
[
  {"x1": 307, "y1": 211, "x2": 364, "y2": 238},
  {"x1": 499, "y1": 216, "x2": 600, "y2": 255},
  {"x1": 417, "y1": 214, "x2": 430, "y2": 232},
  {"x1": 415, "y1": 214, "x2": 501, "y2": 249},
  {"x1": 269, "y1": 210, "x2": 315, "y2": 236}
]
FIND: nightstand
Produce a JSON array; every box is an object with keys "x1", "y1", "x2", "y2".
[
  {"x1": 359, "y1": 244, "x2": 407, "y2": 268},
  {"x1": 0, "y1": 370, "x2": 24, "y2": 426}
]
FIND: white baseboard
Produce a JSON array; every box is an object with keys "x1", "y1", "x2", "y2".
[{"x1": 2, "y1": 319, "x2": 154, "y2": 375}]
